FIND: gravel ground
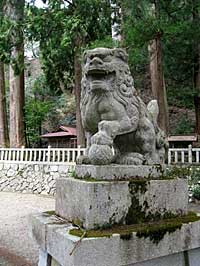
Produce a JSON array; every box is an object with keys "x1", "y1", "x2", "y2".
[{"x1": 0, "y1": 192, "x2": 55, "y2": 266}]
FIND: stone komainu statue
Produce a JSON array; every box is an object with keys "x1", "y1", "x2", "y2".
[{"x1": 79, "y1": 48, "x2": 168, "y2": 165}]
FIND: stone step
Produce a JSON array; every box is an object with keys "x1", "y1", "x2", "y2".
[{"x1": 74, "y1": 164, "x2": 166, "y2": 180}]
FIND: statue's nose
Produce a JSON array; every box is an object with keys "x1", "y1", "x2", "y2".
[{"x1": 90, "y1": 57, "x2": 103, "y2": 66}]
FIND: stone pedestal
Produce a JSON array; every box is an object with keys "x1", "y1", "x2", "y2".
[
  {"x1": 31, "y1": 212, "x2": 200, "y2": 266},
  {"x1": 31, "y1": 164, "x2": 200, "y2": 266},
  {"x1": 55, "y1": 177, "x2": 188, "y2": 229}
]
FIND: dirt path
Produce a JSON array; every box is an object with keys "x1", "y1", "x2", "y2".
[{"x1": 0, "y1": 192, "x2": 55, "y2": 265}]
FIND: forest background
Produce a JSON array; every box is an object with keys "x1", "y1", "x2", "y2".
[{"x1": 0, "y1": 0, "x2": 199, "y2": 148}]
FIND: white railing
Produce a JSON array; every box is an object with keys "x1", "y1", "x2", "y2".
[
  {"x1": 168, "y1": 145, "x2": 200, "y2": 165},
  {"x1": 0, "y1": 145, "x2": 199, "y2": 165},
  {"x1": 0, "y1": 146, "x2": 86, "y2": 165}
]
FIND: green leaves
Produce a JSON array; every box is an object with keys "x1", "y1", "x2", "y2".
[{"x1": 25, "y1": 0, "x2": 112, "y2": 92}]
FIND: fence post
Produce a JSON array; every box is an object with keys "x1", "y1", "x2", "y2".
[
  {"x1": 168, "y1": 149, "x2": 171, "y2": 164},
  {"x1": 47, "y1": 145, "x2": 51, "y2": 162},
  {"x1": 188, "y1": 145, "x2": 192, "y2": 164},
  {"x1": 77, "y1": 145, "x2": 81, "y2": 158},
  {"x1": 20, "y1": 146, "x2": 25, "y2": 162}
]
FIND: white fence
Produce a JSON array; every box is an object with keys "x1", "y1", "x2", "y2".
[
  {"x1": 0, "y1": 145, "x2": 199, "y2": 165},
  {"x1": 0, "y1": 146, "x2": 86, "y2": 165},
  {"x1": 168, "y1": 145, "x2": 200, "y2": 165}
]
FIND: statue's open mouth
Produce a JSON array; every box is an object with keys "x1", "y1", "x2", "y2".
[{"x1": 87, "y1": 68, "x2": 115, "y2": 83}]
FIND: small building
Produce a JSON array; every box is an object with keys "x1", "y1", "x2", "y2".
[
  {"x1": 41, "y1": 126, "x2": 77, "y2": 148},
  {"x1": 167, "y1": 135, "x2": 198, "y2": 148}
]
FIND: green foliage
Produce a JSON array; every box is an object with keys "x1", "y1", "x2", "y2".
[
  {"x1": 171, "y1": 117, "x2": 194, "y2": 135},
  {"x1": 88, "y1": 36, "x2": 120, "y2": 49},
  {"x1": 25, "y1": 0, "x2": 112, "y2": 92},
  {"x1": 192, "y1": 186, "x2": 200, "y2": 200},
  {"x1": 119, "y1": 0, "x2": 200, "y2": 133},
  {"x1": 0, "y1": 1, "x2": 25, "y2": 74},
  {"x1": 167, "y1": 87, "x2": 194, "y2": 109},
  {"x1": 25, "y1": 75, "x2": 54, "y2": 147},
  {"x1": 188, "y1": 167, "x2": 200, "y2": 200},
  {"x1": 25, "y1": 98, "x2": 53, "y2": 146},
  {"x1": 189, "y1": 167, "x2": 200, "y2": 186}
]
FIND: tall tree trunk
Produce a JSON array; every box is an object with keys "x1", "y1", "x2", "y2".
[
  {"x1": 192, "y1": 0, "x2": 200, "y2": 136},
  {"x1": 9, "y1": 56, "x2": 25, "y2": 147},
  {"x1": 5, "y1": 0, "x2": 25, "y2": 147},
  {"x1": 148, "y1": 38, "x2": 169, "y2": 134},
  {"x1": 148, "y1": 1, "x2": 169, "y2": 134},
  {"x1": 0, "y1": 63, "x2": 9, "y2": 147},
  {"x1": 194, "y1": 45, "x2": 200, "y2": 135},
  {"x1": 74, "y1": 48, "x2": 85, "y2": 147}
]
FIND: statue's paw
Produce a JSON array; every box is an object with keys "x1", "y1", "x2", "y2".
[
  {"x1": 91, "y1": 132, "x2": 113, "y2": 146},
  {"x1": 117, "y1": 153, "x2": 145, "y2": 165},
  {"x1": 76, "y1": 155, "x2": 91, "y2": 165},
  {"x1": 144, "y1": 153, "x2": 161, "y2": 165}
]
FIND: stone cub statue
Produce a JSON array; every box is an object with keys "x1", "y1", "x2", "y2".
[{"x1": 79, "y1": 47, "x2": 168, "y2": 165}]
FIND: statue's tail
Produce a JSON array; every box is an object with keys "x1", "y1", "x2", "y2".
[
  {"x1": 146, "y1": 99, "x2": 159, "y2": 127},
  {"x1": 147, "y1": 100, "x2": 169, "y2": 150}
]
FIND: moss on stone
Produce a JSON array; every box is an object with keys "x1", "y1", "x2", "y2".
[
  {"x1": 69, "y1": 212, "x2": 200, "y2": 244},
  {"x1": 73, "y1": 174, "x2": 105, "y2": 182},
  {"x1": 125, "y1": 179, "x2": 149, "y2": 224},
  {"x1": 44, "y1": 210, "x2": 56, "y2": 215},
  {"x1": 72, "y1": 218, "x2": 83, "y2": 228}
]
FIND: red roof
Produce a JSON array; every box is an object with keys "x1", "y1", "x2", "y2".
[
  {"x1": 41, "y1": 126, "x2": 77, "y2": 138},
  {"x1": 59, "y1": 126, "x2": 77, "y2": 135}
]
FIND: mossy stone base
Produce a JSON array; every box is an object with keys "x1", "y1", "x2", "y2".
[
  {"x1": 31, "y1": 212, "x2": 200, "y2": 266},
  {"x1": 55, "y1": 177, "x2": 188, "y2": 229}
]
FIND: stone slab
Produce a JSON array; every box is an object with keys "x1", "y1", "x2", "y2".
[
  {"x1": 75, "y1": 164, "x2": 166, "y2": 180},
  {"x1": 55, "y1": 178, "x2": 188, "y2": 229},
  {"x1": 29, "y1": 212, "x2": 69, "y2": 250},
  {"x1": 31, "y1": 212, "x2": 200, "y2": 266}
]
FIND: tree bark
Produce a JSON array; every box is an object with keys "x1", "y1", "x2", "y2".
[
  {"x1": 192, "y1": 0, "x2": 200, "y2": 135},
  {"x1": 74, "y1": 49, "x2": 85, "y2": 147},
  {"x1": 0, "y1": 63, "x2": 9, "y2": 147},
  {"x1": 5, "y1": 0, "x2": 26, "y2": 147},
  {"x1": 194, "y1": 44, "x2": 200, "y2": 135},
  {"x1": 148, "y1": 38, "x2": 169, "y2": 134},
  {"x1": 148, "y1": 1, "x2": 169, "y2": 134},
  {"x1": 9, "y1": 55, "x2": 25, "y2": 148}
]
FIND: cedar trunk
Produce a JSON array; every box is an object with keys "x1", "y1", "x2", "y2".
[
  {"x1": 9, "y1": 55, "x2": 25, "y2": 147},
  {"x1": 0, "y1": 63, "x2": 9, "y2": 147},
  {"x1": 148, "y1": 38, "x2": 169, "y2": 134},
  {"x1": 74, "y1": 50, "x2": 85, "y2": 147},
  {"x1": 6, "y1": 0, "x2": 26, "y2": 147},
  {"x1": 194, "y1": 45, "x2": 200, "y2": 135}
]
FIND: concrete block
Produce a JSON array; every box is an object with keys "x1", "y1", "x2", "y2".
[
  {"x1": 56, "y1": 178, "x2": 131, "y2": 229},
  {"x1": 47, "y1": 224, "x2": 75, "y2": 266},
  {"x1": 38, "y1": 249, "x2": 52, "y2": 266},
  {"x1": 30, "y1": 212, "x2": 68, "y2": 250},
  {"x1": 55, "y1": 178, "x2": 188, "y2": 229},
  {"x1": 75, "y1": 164, "x2": 166, "y2": 180},
  {"x1": 31, "y1": 213, "x2": 200, "y2": 266},
  {"x1": 188, "y1": 248, "x2": 200, "y2": 266},
  {"x1": 130, "y1": 252, "x2": 185, "y2": 266}
]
